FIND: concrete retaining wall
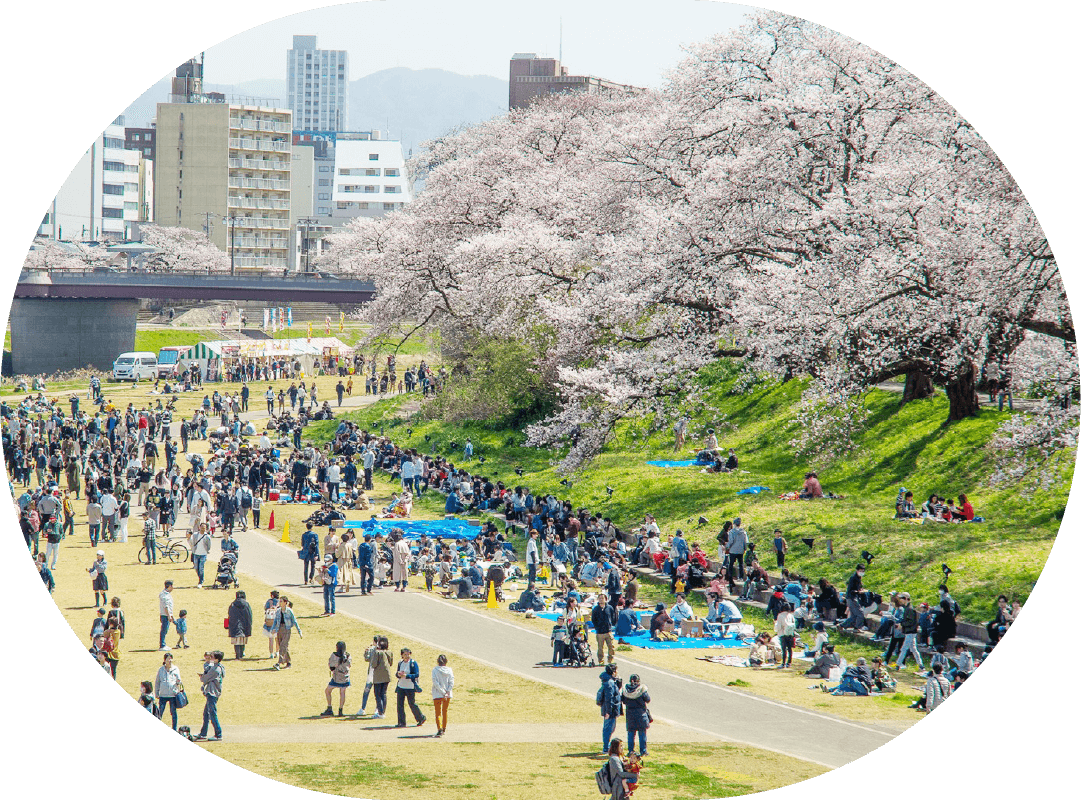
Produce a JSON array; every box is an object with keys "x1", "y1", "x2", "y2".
[{"x1": 10, "y1": 297, "x2": 138, "y2": 375}]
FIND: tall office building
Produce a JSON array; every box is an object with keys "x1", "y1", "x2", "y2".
[
  {"x1": 154, "y1": 101, "x2": 292, "y2": 270},
  {"x1": 287, "y1": 35, "x2": 349, "y2": 132},
  {"x1": 508, "y1": 53, "x2": 638, "y2": 110}
]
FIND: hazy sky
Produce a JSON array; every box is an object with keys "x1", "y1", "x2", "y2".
[{"x1": 194, "y1": 0, "x2": 752, "y2": 86}]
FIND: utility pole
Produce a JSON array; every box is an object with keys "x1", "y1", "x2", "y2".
[
  {"x1": 221, "y1": 214, "x2": 237, "y2": 274},
  {"x1": 298, "y1": 216, "x2": 317, "y2": 274}
]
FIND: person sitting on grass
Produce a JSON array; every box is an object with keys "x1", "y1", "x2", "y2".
[
  {"x1": 512, "y1": 582, "x2": 544, "y2": 613},
  {"x1": 669, "y1": 594, "x2": 696, "y2": 626},
  {"x1": 800, "y1": 472, "x2": 824, "y2": 499},
  {"x1": 894, "y1": 490, "x2": 918, "y2": 519},
  {"x1": 949, "y1": 642, "x2": 976, "y2": 678},
  {"x1": 870, "y1": 657, "x2": 896, "y2": 692},
  {"x1": 803, "y1": 622, "x2": 829, "y2": 659},
  {"x1": 616, "y1": 602, "x2": 644, "y2": 640},
  {"x1": 952, "y1": 493, "x2": 976, "y2": 522},
  {"x1": 740, "y1": 560, "x2": 770, "y2": 600},
  {"x1": 805, "y1": 643, "x2": 841, "y2": 678},
  {"x1": 830, "y1": 657, "x2": 874, "y2": 696},
  {"x1": 441, "y1": 569, "x2": 473, "y2": 600},
  {"x1": 649, "y1": 603, "x2": 675, "y2": 641}
]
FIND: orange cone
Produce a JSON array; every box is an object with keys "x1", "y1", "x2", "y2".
[{"x1": 268, "y1": 510, "x2": 275, "y2": 531}]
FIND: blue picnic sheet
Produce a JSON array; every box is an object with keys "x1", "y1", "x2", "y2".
[
  {"x1": 537, "y1": 611, "x2": 752, "y2": 650},
  {"x1": 340, "y1": 518, "x2": 480, "y2": 540},
  {"x1": 736, "y1": 486, "x2": 771, "y2": 495},
  {"x1": 646, "y1": 459, "x2": 699, "y2": 468}
]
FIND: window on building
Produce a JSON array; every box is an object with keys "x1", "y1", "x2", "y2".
[
  {"x1": 319, "y1": 165, "x2": 331, "y2": 172},
  {"x1": 384, "y1": 168, "x2": 399, "y2": 177},
  {"x1": 368, "y1": 153, "x2": 379, "y2": 161},
  {"x1": 318, "y1": 179, "x2": 330, "y2": 186},
  {"x1": 104, "y1": 137, "x2": 124, "y2": 149},
  {"x1": 385, "y1": 185, "x2": 400, "y2": 194},
  {"x1": 363, "y1": 185, "x2": 377, "y2": 193},
  {"x1": 337, "y1": 201, "x2": 351, "y2": 209},
  {"x1": 102, "y1": 208, "x2": 124, "y2": 218},
  {"x1": 365, "y1": 168, "x2": 379, "y2": 176},
  {"x1": 103, "y1": 184, "x2": 124, "y2": 195},
  {"x1": 317, "y1": 192, "x2": 330, "y2": 200},
  {"x1": 317, "y1": 206, "x2": 329, "y2": 214},
  {"x1": 383, "y1": 202, "x2": 397, "y2": 210},
  {"x1": 131, "y1": 133, "x2": 141, "y2": 141}
]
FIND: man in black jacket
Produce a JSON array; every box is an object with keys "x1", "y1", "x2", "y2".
[
  {"x1": 836, "y1": 564, "x2": 868, "y2": 631},
  {"x1": 591, "y1": 593, "x2": 618, "y2": 666},
  {"x1": 605, "y1": 561, "x2": 623, "y2": 607}
]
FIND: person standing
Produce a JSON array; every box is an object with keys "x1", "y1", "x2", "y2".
[
  {"x1": 88, "y1": 550, "x2": 108, "y2": 608},
  {"x1": 391, "y1": 530, "x2": 410, "y2": 592},
  {"x1": 431, "y1": 654, "x2": 454, "y2": 737},
  {"x1": 368, "y1": 637, "x2": 394, "y2": 720},
  {"x1": 591, "y1": 593, "x2": 617, "y2": 666},
  {"x1": 526, "y1": 529, "x2": 540, "y2": 586},
  {"x1": 597, "y1": 664, "x2": 622, "y2": 754},
  {"x1": 358, "y1": 533, "x2": 375, "y2": 595},
  {"x1": 194, "y1": 651, "x2": 225, "y2": 741},
  {"x1": 363, "y1": 446, "x2": 374, "y2": 491},
  {"x1": 323, "y1": 641, "x2": 351, "y2": 718},
  {"x1": 158, "y1": 580, "x2": 175, "y2": 651},
  {"x1": 271, "y1": 596, "x2": 303, "y2": 670},
  {"x1": 836, "y1": 564, "x2": 868, "y2": 631},
  {"x1": 774, "y1": 603, "x2": 797, "y2": 668},
  {"x1": 772, "y1": 529, "x2": 788, "y2": 568},
  {"x1": 336, "y1": 380, "x2": 345, "y2": 407},
  {"x1": 86, "y1": 496, "x2": 103, "y2": 548},
  {"x1": 228, "y1": 590, "x2": 253, "y2": 660},
  {"x1": 394, "y1": 647, "x2": 426, "y2": 728},
  {"x1": 154, "y1": 653, "x2": 183, "y2": 730},
  {"x1": 726, "y1": 518, "x2": 748, "y2": 580},
  {"x1": 621, "y1": 674, "x2": 651, "y2": 756},
  {"x1": 893, "y1": 592, "x2": 924, "y2": 671},
  {"x1": 265, "y1": 387, "x2": 275, "y2": 416},
  {"x1": 191, "y1": 522, "x2": 212, "y2": 588},
  {"x1": 300, "y1": 522, "x2": 320, "y2": 585},
  {"x1": 320, "y1": 555, "x2": 339, "y2": 616}
]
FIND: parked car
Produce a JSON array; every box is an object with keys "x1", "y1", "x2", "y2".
[{"x1": 112, "y1": 351, "x2": 158, "y2": 381}]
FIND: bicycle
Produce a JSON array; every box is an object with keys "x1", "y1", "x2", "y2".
[{"x1": 138, "y1": 537, "x2": 190, "y2": 564}]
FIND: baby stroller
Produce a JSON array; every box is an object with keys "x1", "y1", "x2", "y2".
[
  {"x1": 214, "y1": 551, "x2": 239, "y2": 589},
  {"x1": 565, "y1": 622, "x2": 596, "y2": 668}
]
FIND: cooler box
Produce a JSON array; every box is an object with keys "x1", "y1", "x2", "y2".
[{"x1": 268, "y1": 489, "x2": 280, "y2": 501}]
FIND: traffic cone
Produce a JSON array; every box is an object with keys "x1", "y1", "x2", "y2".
[
  {"x1": 268, "y1": 510, "x2": 275, "y2": 531},
  {"x1": 280, "y1": 520, "x2": 291, "y2": 544},
  {"x1": 487, "y1": 583, "x2": 498, "y2": 609}
]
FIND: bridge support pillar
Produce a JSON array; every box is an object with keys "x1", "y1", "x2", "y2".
[{"x1": 10, "y1": 298, "x2": 138, "y2": 375}]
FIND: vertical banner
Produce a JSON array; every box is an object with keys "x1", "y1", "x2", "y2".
[
  {"x1": 220, "y1": 308, "x2": 227, "y2": 329},
  {"x1": 339, "y1": 311, "x2": 344, "y2": 333},
  {"x1": 307, "y1": 321, "x2": 312, "y2": 342},
  {"x1": 270, "y1": 307, "x2": 277, "y2": 333},
  {"x1": 278, "y1": 308, "x2": 285, "y2": 335},
  {"x1": 287, "y1": 307, "x2": 293, "y2": 328},
  {"x1": 325, "y1": 315, "x2": 331, "y2": 335},
  {"x1": 263, "y1": 308, "x2": 269, "y2": 330}
]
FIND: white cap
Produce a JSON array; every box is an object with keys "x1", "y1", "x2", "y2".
[{"x1": 96, "y1": 550, "x2": 105, "y2": 556}]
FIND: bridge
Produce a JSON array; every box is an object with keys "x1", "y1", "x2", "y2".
[
  {"x1": 14, "y1": 269, "x2": 376, "y2": 303},
  {"x1": 9, "y1": 269, "x2": 377, "y2": 376}
]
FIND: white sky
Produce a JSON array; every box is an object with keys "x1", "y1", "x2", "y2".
[{"x1": 196, "y1": 0, "x2": 753, "y2": 86}]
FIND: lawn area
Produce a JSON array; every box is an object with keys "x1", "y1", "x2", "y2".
[{"x1": 221, "y1": 740, "x2": 825, "y2": 800}]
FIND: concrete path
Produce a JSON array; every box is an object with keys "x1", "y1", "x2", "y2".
[{"x1": 232, "y1": 528, "x2": 897, "y2": 769}]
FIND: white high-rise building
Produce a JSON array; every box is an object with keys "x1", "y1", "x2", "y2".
[
  {"x1": 286, "y1": 35, "x2": 348, "y2": 132},
  {"x1": 39, "y1": 116, "x2": 142, "y2": 242}
]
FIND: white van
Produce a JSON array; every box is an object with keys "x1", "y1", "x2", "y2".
[{"x1": 112, "y1": 351, "x2": 158, "y2": 381}]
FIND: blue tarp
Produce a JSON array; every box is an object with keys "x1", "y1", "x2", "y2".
[
  {"x1": 737, "y1": 486, "x2": 771, "y2": 495},
  {"x1": 646, "y1": 460, "x2": 698, "y2": 468},
  {"x1": 537, "y1": 611, "x2": 752, "y2": 650},
  {"x1": 340, "y1": 518, "x2": 480, "y2": 540}
]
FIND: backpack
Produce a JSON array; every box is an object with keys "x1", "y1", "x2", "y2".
[
  {"x1": 595, "y1": 763, "x2": 613, "y2": 795},
  {"x1": 264, "y1": 604, "x2": 278, "y2": 625}
]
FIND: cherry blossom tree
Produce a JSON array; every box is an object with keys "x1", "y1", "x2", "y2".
[{"x1": 140, "y1": 224, "x2": 230, "y2": 273}]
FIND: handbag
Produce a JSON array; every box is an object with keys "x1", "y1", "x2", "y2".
[
  {"x1": 224, "y1": 616, "x2": 230, "y2": 630},
  {"x1": 174, "y1": 683, "x2": 189, "y2": 709}
]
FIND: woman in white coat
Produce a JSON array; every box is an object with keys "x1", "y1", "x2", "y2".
[
  {"x1": 154, "y1": 652, "x2": 183, "y2": 730},
  {"x1": 431, "y1": 654, "x2": 454, "y2": 737},
  {"x1": 391, "y1": 529, "x2": 411, "y2": 592}
]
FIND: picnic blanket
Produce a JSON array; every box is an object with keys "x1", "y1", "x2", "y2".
[
  {"x1": 736, "y1": 486, "x2": 771, "y2": 495},
  {"x1": 340, "y1": 518, "x2": 480, "y2": 540},
  {"x1": 646, "y1": 460, "x2": 698, "y2": 468},
  {"x1": 536, "y1": 611, "x2": 753, "y2": 650}
]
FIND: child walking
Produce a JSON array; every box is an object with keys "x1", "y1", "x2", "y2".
[
  {"x1": 175, "y1": 609, "x2": 190, "y2": 649},
  {"x1": 550, "y1": 616, "x2": 568, "y2": 666}
]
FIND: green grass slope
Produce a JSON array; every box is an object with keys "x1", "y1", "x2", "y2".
[{"x1": 308, "y1": 364, "x2": 1070, "y2": 617}]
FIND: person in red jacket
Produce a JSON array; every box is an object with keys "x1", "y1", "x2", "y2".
[{"x1": 955, "y1": 493, "x2": 975, "y2": 522}]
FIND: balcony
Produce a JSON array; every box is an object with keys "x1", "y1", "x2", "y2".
[
  {"x1": 234, "y1": 256, "x2": 288, "y2": 268},
  {"x1": 229, "y1": 157, "x2": 290, "y2": 171},
  {"x1": 228, "y1": 196, "x2": 291, "y2": 211},
  {"x1": 233, "y1": 216, "x2": 290, "y2": 230},
  {"x1": 229, "y1": 137, "x2": 290, "y2": 153},
  {"x1": 229, "y1": 117, "x2": 291, "y2": 134},
  {"x1": 228, "y1": 177, "x2": 289, "y2": 191},
  {"x1": 234, "y1": 237, "x2": 289, "y2": 249}
]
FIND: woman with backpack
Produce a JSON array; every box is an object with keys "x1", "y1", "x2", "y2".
[
  {"x1": 394, "y1": 647, "x2": 426, "y2": 728},
  {"x1": 322, "y1": 641, "x2": 351, "y2": 718},
  {"x1": 599, "y1": 738, "x2": 638, "y2": 800},
  {"x1": 262, "y1": 591, "x2": 280, "y2": 660},
  {"x1": 366, "y1": 636, "x2": 394, "y2": 719}
]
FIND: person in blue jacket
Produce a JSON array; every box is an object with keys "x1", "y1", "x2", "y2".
[
  {"x1": 597, "y1": 665, "x2": 623, "y2": 754},
  {"x1": 300, "y1": 522, "x2": 320, "y2": 585},
  {"x1": 357, "y1": 533, "x2": 376, "y2": 595},
  {"x1": 445, "y1": 490, "x2": 465, "y2": 515}
]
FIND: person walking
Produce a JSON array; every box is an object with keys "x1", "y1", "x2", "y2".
[
  {"x1": 158, "y1": 580, "x2": 175, "y2": 651},
  {"x1": 394, "y1": 647, "x2": 426, "y2": 728},
  {"x1": 621, "y1": 674, "x2": 651, "y2": 756},
  {"x1": 591, "y1": 593, "x2": 617, "y2": 666},
  {"x1": 836, "y1": 564, "x2": 868, "y2": 631},
  {"x1": 271, "y1": 596, "x2": 303, "y2": 670},
  {"x1": 154, "y1": 652, "x2": 183, "y2": 730},
  {"x1": 89, "y1": 550, "x2": 108, "y2": 608},
  {"x1": 227, "y1": 590, "x2": 253, "y2": 660},
  {"x1": 191, "y1": 522, "x2": 212, "y2": 588},
  {"x1": 194, "y1": 650, "x2": 225, "y2": 741},
  {"x1": 322, "y1": 641, "x2": 351, "y2": 718},
  {"x1": 262, "y1": 591, "x2": 280, "y2": 660},
  {"x1": 431, "y1": 654, "x2": 454, "y2": 737},
  {"x1": 300, "y1": 522, "x2": 320, "y2": 585}
]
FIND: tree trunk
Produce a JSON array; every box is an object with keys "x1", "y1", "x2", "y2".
[
  {"x1": 945, "y1": 364, "x2": 980, "y2": 421},
  {"x1": 901, "y1": 371, "x2": 935, "y2": 404}
]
